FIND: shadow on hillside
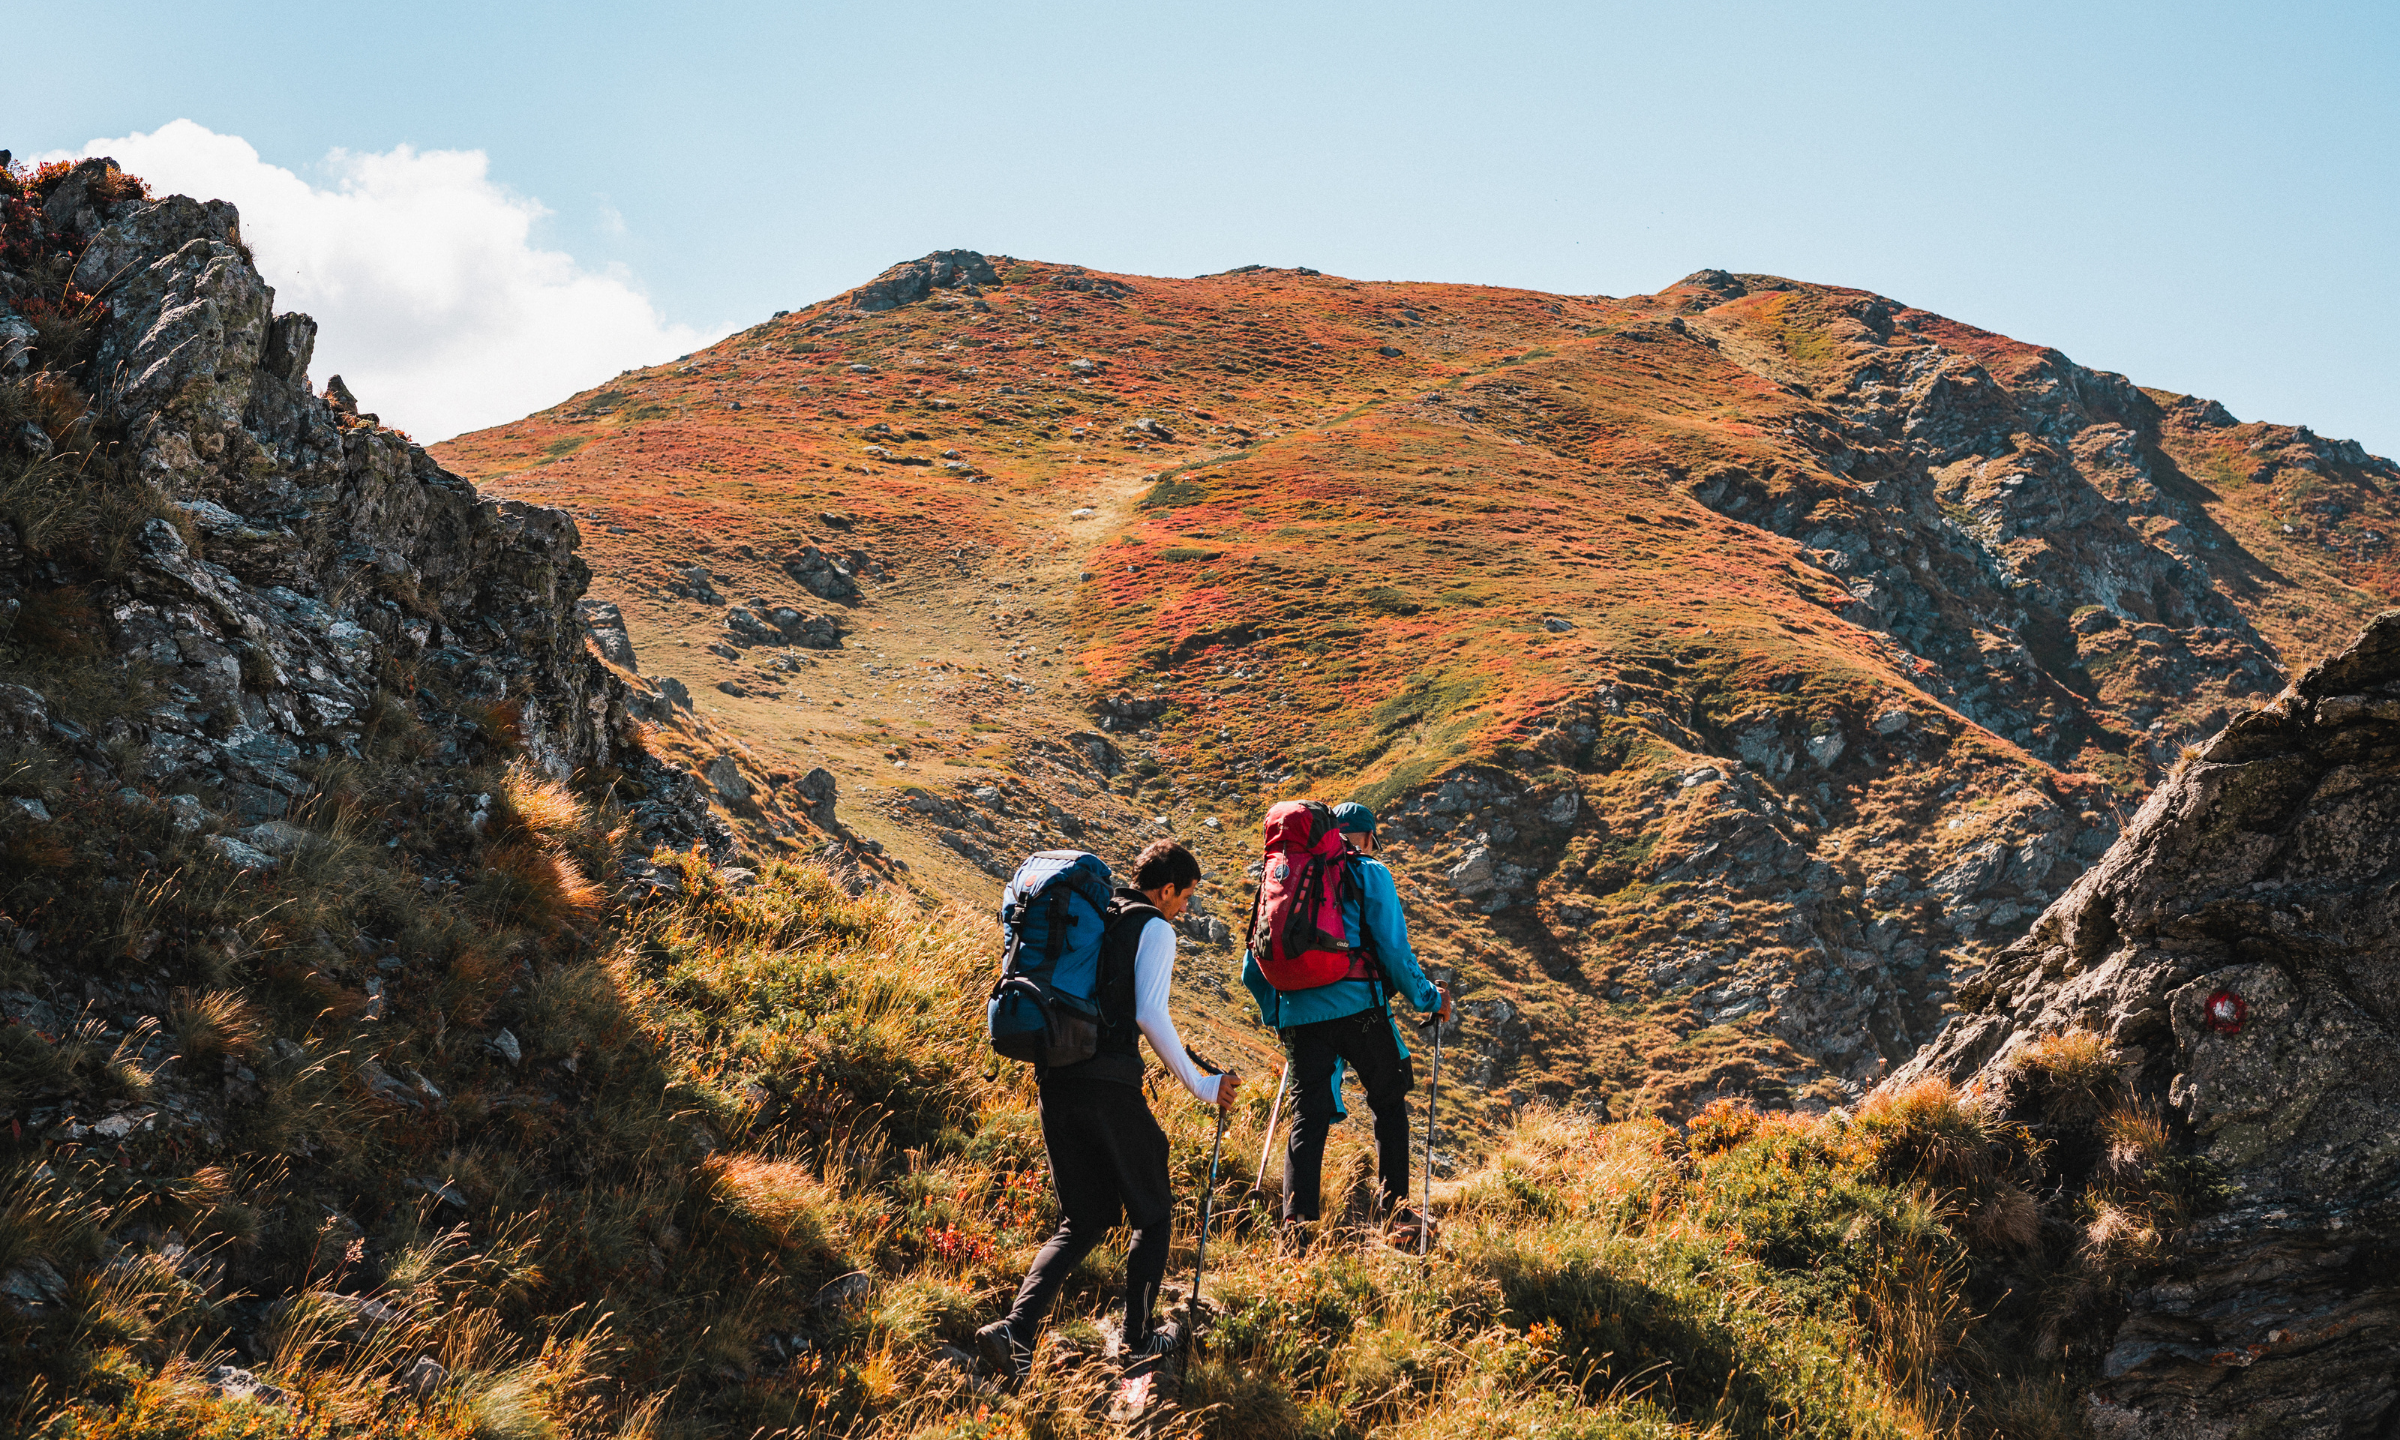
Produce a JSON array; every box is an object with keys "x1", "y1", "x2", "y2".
[{"x1": 0, "y1": 761, "x2": 1016, "y2": 1436}]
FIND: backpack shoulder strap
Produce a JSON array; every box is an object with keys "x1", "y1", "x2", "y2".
[
  {"x1": 1098, "y1": 896, "x2": 1159, "y2": 1023},
  {"x1": 1104, "y1": 896, "x2": 1163, "y2": 944},
  {"x1": 1340, "y1": 855, "x2": 1394, "y2": 1003},
  {"x1": 1338, "y1": 856, "x2": 1369, "y2": 953}
]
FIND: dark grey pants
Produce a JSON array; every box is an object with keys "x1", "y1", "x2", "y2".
[
  {"x1": 1283, "y1": 1008, "x2": 1415, "y2": 1222},
  {"x1": 1002, "y1": 1077, "x2": 1174, "y2": 1346}
]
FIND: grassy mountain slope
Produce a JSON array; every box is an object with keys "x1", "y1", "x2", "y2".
[
  {"x1": 435, "y1": 256, "x2": 2400, "y2": 1127},
  {"x1": 4, "y1": 161, "x2": 2362, "y2": 1439}
]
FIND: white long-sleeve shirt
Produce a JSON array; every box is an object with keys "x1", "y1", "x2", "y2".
[{"x1": 1131, "y1": 917, "x2": 1225, "y2": 1104}]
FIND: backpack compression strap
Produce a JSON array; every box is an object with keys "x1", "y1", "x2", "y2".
[
  {"x1": 1044, "y1": 885, "x2": 1071, "y2": 965},
  {"x1": 1240, "y1": 879, "x2": 1277, "y2": 1027},
  {"x1": 999, "y1": 893, "x2": 1027, "y2": 979}
]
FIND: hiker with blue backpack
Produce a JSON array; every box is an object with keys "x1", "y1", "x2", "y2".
[
  {"x1": 1241, "y1": 800, "x2": 1450, "y2": 1249},
  {"x1": 978, "y1": 839, "x2": 1239, "y2": 1386}
]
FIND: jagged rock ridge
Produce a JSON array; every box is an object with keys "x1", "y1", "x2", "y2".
[
  {"x1": 1896, "y1": 609, "x2": 2400, "y2": 1439},
  {"x1": 0, "y1": 156, "x2": 731, "y2": 874}
]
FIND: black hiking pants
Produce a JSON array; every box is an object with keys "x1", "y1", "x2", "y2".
[
  {"x1": 1001, "y1": 1077, "x2": 1173, "y2": 1347},
  {"x1": 1283, "y1": 1008, "x2": 1415, "y2": 1223}
]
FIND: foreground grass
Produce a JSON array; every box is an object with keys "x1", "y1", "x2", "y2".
[{"x1": 8, "y1": 822, "x2": 2208, "y2": 1437}]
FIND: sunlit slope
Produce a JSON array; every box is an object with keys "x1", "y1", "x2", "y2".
[{"x1": 436, "y1": 257, "x2": 2400, "y2": 1120}]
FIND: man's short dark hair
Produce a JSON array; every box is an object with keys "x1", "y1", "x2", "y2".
[{"x1": 1131, "y1": 840, "x2": 1202, "y2": 891}]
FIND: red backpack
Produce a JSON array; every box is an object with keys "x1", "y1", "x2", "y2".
[{"x1": 1248, "y1": 800, "x2": 1379, "y2": 992}]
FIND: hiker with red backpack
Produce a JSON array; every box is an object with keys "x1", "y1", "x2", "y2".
[
  {"x1": 977, "y1": 839, "x2": 1239, "y2": 1386},
  {"x1": 1240, "y1": 800, "x2": 1450, "y2": 1248}
]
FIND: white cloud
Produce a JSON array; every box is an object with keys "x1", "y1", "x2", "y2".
[{"x1": 53, "y1": 120, "x2": 715, "y2": 442}]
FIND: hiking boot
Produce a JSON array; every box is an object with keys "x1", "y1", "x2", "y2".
[
  {"x1": 975, "y1": 1320, "x2": 1030, "y2": 1387},
  {"x1": 1122, "y1": 1319, "x2": 1184, "y2": 1380},
  {"x1": 1387, "y1": 1204, "x2": 1439, "y2": 1251},
  {"x1": 1277, "y1": 1217, "x2": 1315, "y2": 1256}
]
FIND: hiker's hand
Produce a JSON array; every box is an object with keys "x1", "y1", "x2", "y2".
[{"x1": 1215, "y1": 1069, "x2": 1241, "y2": 1111}]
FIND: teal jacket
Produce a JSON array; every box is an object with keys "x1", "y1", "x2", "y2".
[{"x1": 1240, "y1": 855, "x2": 1442, "y2": 1042}]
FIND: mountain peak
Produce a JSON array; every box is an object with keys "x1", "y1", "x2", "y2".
[{"x1": 837, "y1": 249, "x2": 1002, "y2": 312}]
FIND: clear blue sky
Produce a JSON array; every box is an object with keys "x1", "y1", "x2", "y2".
[{"x1": 11, "y1": 0, "x2": 2396, "y2": 453}]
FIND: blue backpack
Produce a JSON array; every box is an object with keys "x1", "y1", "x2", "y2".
[{"x1": 988, "y1": 850, "x2": 1118, "y2": 1067}]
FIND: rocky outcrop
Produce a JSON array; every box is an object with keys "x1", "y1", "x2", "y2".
[
  {"x1": 580, "y1": 599, "x2": 638, "y2": 669},
  {"x1": 1343, "y1": 664, "x2": 2117, "y2": 1108},
  {"x1": 0, "y1": 156, "x2": 728, "y2": 863},
  {"x1": 838, "y1": 251, "x2": 999, "y2": 313},
  {"x1": 782, "y1": 544, "x2": 860, "y2": 604},
  {"x1": 1672, "y1": 276, "x2": 2294, "y2": 771},
  {"x1": 1096, "y1": 691, "x2": 1170, "y2": 731},
  {"x1": 1895, "y1": 610, "x2": 2400, "y2": 1438},
  {"x1": 723, "y1": 600, "x2": 841, "y2": 651}
]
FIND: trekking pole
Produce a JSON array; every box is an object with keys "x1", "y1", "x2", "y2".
[
  {"x1": 1184, "y1": 1048, "x2": 1231, "y2": 1347},
  {"x1": 1249, "y1": 1062, "x2": 1292, "y2": 1199},
  {"x1": 1418, "y1": 1011, "x2": 1443, "y2": 1259}
]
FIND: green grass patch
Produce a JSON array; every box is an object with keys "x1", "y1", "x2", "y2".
[{"x1": 1141, "y1": 476, "x2": 1211, "y2": 509}]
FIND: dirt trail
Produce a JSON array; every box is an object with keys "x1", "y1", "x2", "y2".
[
  {"x1": 595, "y1": 464, "x2": 1179, "y2": 890},
  {"x1": 538, "y1": 452, "x2": 1297, "y2": 1101}
]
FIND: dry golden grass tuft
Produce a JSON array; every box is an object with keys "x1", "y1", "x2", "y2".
[
  {"x1": 2006, "y1": 1029, "x2": 2123, "y2": 1125},
  {"x1": 2098, "y1": 1103, "x2": 2171, "y2": 1185},
  {"x1": 166, "y1": 988, "x2": 266, "y2": 1068},
  {"x1": 1183, "y1": 1356, "x2": 1311, "y2": 1438},
  {"x1": 494, "y1": 760, "x2": 590, "y2": 848},
  {"x1": 699, "y1": 1153, "x2": 847, "y2": 1261},
  {"x1": 1854, "y1": 1079, "x2": 2040, "y2": 1250},
  {"x1": 2075, "y1": 1197, "x2": 2167, "y2": 1272},
  {"x1": 22, "y1": 370, "x2": 93, "y2": 443},
  {"x1": 1856, "y1": 1079, "x2": 2000, "y2": 1189},
  {"x1": 474, "y1": 839, "x2": 606, "y2": 937}
]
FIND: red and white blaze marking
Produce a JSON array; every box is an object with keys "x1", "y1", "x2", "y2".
[{"x1": 2204, "y1": 989, "x2": 2247, "y2": 1034}]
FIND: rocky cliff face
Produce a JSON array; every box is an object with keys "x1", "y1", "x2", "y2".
[
  {"x1": 0, "y1": 156, "x2": 726, "y2": 865},
  {"x1": 1673, "y1": 271, "x2": 2298, "y2": 771},
  {"x1": 1895, "y1": 609, "x2": 2400, "y2": 1438}
]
